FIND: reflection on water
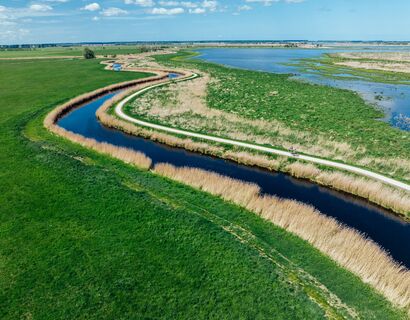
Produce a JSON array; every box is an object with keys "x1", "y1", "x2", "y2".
[
  {"x1": 57, "y1": 92, "x2": 410, "y2": 267},
  {"x1": 196, "y1": 48, "x2": 410, "y2": 130}
]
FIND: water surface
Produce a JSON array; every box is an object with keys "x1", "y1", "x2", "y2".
[
  {"x1": 58, "y1": 92, "x2": 410, "y2": 267},
  {"x1": 196, "y1": 47, "x2": 410, "y2": 130}
]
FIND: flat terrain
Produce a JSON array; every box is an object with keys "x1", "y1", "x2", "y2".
[
  {"x1": 291, "y1": 52, "x2": 410, "y2": 84},
  {"x1": 124, "y1": 51, "x2": 410, "y2": 185},
  {"x1": 0, "y1": 45, "x2": 143, "y2": 58},
  {"x1": 0, "y1": 55, "x2": 406, "y2": 318},
  {"x1": 333, "y1": 52, "x2": 410, "y2": 74}
]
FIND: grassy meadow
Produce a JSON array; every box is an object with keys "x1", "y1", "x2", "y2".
[
  {"x1": 0, "y1": 45, "x2": 143, "y2": 58},
  {"x1": 138, "y1": 51, "x2": 410, "y2": 184},
  {"x1": 289, "y1": 53, "x2": 410, "y2": 84},
  {"x1": 0, "y1": 54, "x2": 407, "y2": 318}
]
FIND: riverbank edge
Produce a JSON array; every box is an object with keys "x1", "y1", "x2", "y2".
[
  {"x1": 105, "y1": 67, "x2": 410, "y2": 219},
  {"x1": 43, "y1": 68, "x2": 173, "y2": 170},
  {"x1": 43, "y1": 64, "x2": 410, "y2": 313},
  {"x1": 93, "y1": 69, "x2": 410, "y2": 313}
]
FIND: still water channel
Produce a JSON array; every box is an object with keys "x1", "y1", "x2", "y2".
[{"x1": 58, "y1": 91, "x2": 410, "y2": 267}]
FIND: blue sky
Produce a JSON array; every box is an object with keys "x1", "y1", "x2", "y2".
[{"x1": 1, "y1": 0, "x2": 410, "y2": 44}]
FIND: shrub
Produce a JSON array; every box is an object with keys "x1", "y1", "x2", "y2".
[{"x1": 83, "y1": 47, "x2": 95, "y2": 59}]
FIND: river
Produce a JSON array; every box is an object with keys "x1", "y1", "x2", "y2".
[{"x1": 57, "y1": 91, "x2": 410, "y2": 267}]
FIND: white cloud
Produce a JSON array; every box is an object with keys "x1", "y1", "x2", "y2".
[
  {"x1": 245, "y1": 0, "x2": 304, "y2": 5},
  {"x1": 124, "y1": 0, "x2": 155, "y2": 6},
  {"x1": 202, "y1": 0, "x2": 217, "y2": 11},
  {"x1": 189, "y1": 7, "x2": 205, "y2": 14},
  {"x1": 152, "y1": 0, "x2": 219, "y2": 14},
  {"x1": 238, "y1": 4, "x2": 252, "y2": 11},
  {"x1": 158, "y1": 1, "x2": 200, "y2": 8},
  {"x1": 29, "y1": 4, "x2": 53, "y2": 12},
  {"x1": 150, "y1": 7, "x2": 184, "y2": 15},
  {"x1": 0, "y1": 20, "x2": 17, "y2": 26},
  {"x1": 0, "y1": 3, "x2": 64, "y2": 42},
  {"x1": 92, "y1": 16, "x2": 100, "y2": 21},
  {"x1": 0, "y1": 28, "x2": 29, "y2": 40},
  {"x1": 81, "y1": 3, "x2": 101, "y2": 11},
  {"x1": 181, "y1": 2, "x2": 198, "y2": 8},
  {"x1": 159, "y1": 1, "x2": 179, "y2": 6},
  {"x1": 101, "y1": 7, "x2": 128, "y2": 16}
]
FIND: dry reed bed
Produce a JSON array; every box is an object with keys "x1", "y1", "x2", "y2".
[
  {"x1": 99, "y1": 95, "x2": 410, "y2": 217},
  {"x1": 98, "y1": 92, "x2": 290, "y2": 172},
  {"x1": 43, "y1": 65, "x2": 410, "y2": 312},
  {"x1": 43, "y1": 68, "x2": 186, "y2": 170},
  {"x1": 287, "y1": 162, "x2": 410, "y2": 215},
  {"x1": 154, "y1": 163, "x2": 410, "y2": 312},
  {"x1": 125, "y1": 74, "x2": 410, "y2": 215},
  {"x1": 49, "y1": 126, "x2": 152, "y2": 169}
]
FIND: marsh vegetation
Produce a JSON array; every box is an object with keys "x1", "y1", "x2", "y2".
[
  {"x1": 116, "y1": 51, "x2": 410, "y2": 216},
  {"x1": 1, "y1": 51, "x2": 408, "y2": 318}
]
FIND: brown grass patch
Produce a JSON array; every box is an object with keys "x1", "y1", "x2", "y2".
[
  {"x1": 43, "y1": 68, "x2": 179, "y2": 170},
  {"x1": 286, "y1": 162, "x2": 410, "y2": 215},
  {"x1": 50, "y1": 126, "x2": 152, "y2": 169},
  {"x1": 153, "y1": 163, "x2": 410, "y2": 312},
  {"x1": 98, "y1": 89, "x2": 410, "y2": 217},
  {"x1": 131, "y1": 75, "x2": 365, "y2": 161}
]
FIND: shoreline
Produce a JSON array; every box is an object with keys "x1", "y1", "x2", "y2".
[{"x1": 43, "y1": 66, "x2": 410, "y2": 312}]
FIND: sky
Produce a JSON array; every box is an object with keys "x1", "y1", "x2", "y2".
[{"x1": 1, "y1": 0, "x2": 410, "y2": 45}]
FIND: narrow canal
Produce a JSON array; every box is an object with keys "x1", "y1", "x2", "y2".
[{"x1": 58, "y1": 91, "x2": 410, "y2": 267}]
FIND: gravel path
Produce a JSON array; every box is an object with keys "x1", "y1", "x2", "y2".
[{"x1": 114, "y1": 71, "x2": 410, "y2": 192}]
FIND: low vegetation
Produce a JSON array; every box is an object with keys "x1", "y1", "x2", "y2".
[
  {"x1": 149, "y1": 51, "x2": 410, "y2": 184},
  {"x1": 154, "y1": 163, "x2": 410, "y2": 312},
  {"x1": 289, "y1": 52, "x2": 410, "y2": 84},
  {"x1": 1, "y1": 52, "x2": 407, "y2": 318},
  {"x1": 110, "y1": 52, "x2": 409, "y2": 216},
  {"x1": 0, "y1": 45, "x2": 145, "y2": 59},
  {"x1": 333, "y1": 52, "x2": 410, "y2": 74}
]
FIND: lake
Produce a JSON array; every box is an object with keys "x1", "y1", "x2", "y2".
[{"x1": 196, "y1": 47, "x2": 410, "y2": 131}]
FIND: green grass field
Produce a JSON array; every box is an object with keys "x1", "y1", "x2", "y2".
[
  {"x1": 0, "y1": 56, "x2": 406, "y2": 318},
  {"x1": 146, "y1": 51, "x2": 410, "y2": 183},
  {"x1": 288, "y1": 53, "x2": 410, "y2": 85},
  {"x1": 0, "y1": 45, "x2": 143, "y2": 58}
]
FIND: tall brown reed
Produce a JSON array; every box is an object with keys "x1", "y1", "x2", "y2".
[
  {"x1": 287, "y1": 162, "x2": 410, "y2": 215},
  {"x1": 44, "y1": 64, "x2": 410, "y2": 311},
  {"x1": 154, "y1": 163, "x2": 410, "y2": 312},
  {"x1": 43, "y1": 68, "x2": 180, "y2": 169},
  {"x1": 51, "y1": 125, "x2": 152, "y2": 169},
  {"x1": 99, "y1": 96, "x2": 410, "y2": 216}
]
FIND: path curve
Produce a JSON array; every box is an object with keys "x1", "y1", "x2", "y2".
[{"x1": 114, "y1": 72, "x2": 410, "y2": 193}]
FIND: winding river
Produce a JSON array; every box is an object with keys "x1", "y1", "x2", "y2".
[{"x1": 57, "y1": 90, "x2": 410, "y2": 268}]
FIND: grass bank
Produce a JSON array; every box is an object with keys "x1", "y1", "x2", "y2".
[
  {"x1": 287, "y1": 52, "x2": 410, "y2": 84},
  {"x1": 0, "y1": 57, "x2": 407, "y2": 318},
  {"x1": 112, "y1": 51, "x2": 409, "y2": 217},
  {"x1": 95, "y1": 66, "x2": 410, "y2": 308},
  {"x1": 0, "y1": 45, "x2": 144, "y2": 58},
  {"x1": 151, "y1": 51, "x2": 410, "y2": 183},
  {"x1": 104, "y1": 75, "x2": 410, "y2": 217}
]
